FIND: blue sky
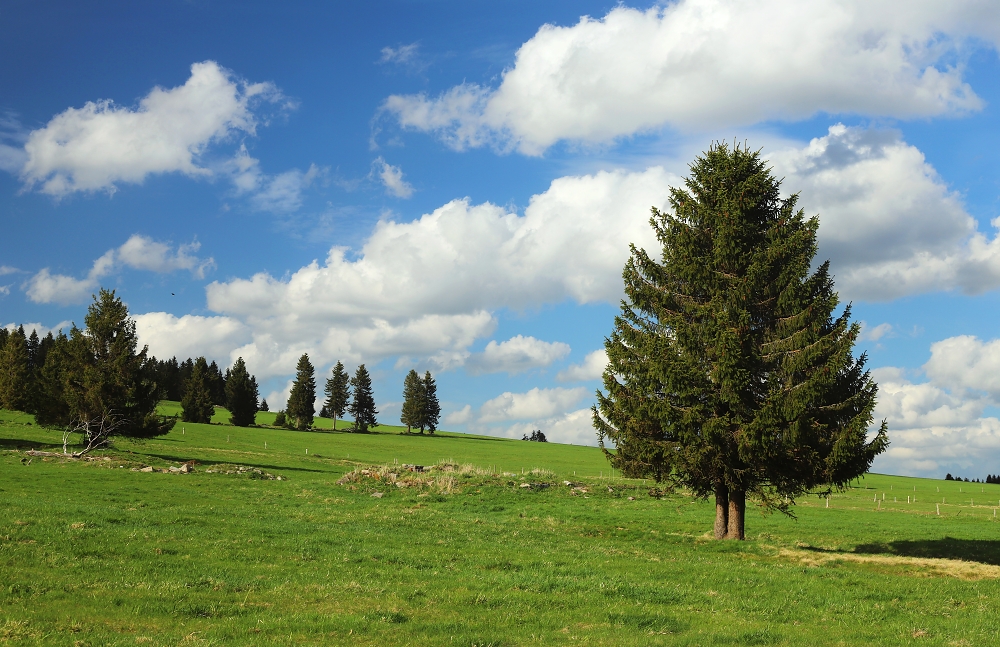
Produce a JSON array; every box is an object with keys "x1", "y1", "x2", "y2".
[{"x1": 3, "y1": 0, "x2": 1000, "y2": 478}]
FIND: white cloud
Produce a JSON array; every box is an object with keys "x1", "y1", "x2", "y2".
[
  {"x1": 25, "y1": 250, "x2": 115, "y2": 306},
  {"x1": 2, "y1": 320, "x2": 72, "y2": 337},
  {"x1": 466, "y1": 335, "x2": 570, "y2": 375},
  {"x1": 228, "y1": 144, "x2": 324, "y2": 213},
  {"x1": 384, "y1": 2, "x2": 999, "y2": 154},
  {"x1": 117, "y1": 235, "x2": 214, "y2": 278},
  {"x1": 771, "y1": 125, "x2": 1000, "y2": 300},
  {"x1": 859, "y1": 322, "x2": 894, "y2": 342},
  {"x1": 557, "y1": 349, "x2": 608, "y2": 382},
  {"x1": 478, "y1": 386, "x2": 587, "y2": 423},
  {"x1": 0, "y1": 266, "x2": 19, "y2": 276},
  {"x1": 133, "y1": 312, "x2": 250, "y2": 365},
  {"x1": 924, "y1": 336, "x2": 1000, "y2": 400},
  {"x1": 25, "y1": 236, "x2": 213, "y2": 305},
  {"x1": 870, "y1": 366, "x2": 1000, "y2": 478},
  {"x1": 503, "y1": 408, "x2": 598, "y2": 446},
  {"x1": 380, "y1": 43, "x2": 420, "y2": 66},
  {"x1": 444, "y1": 404, "x2": 472, "y2": 425},
  {"x1": 21, "y1": 61, "x2": 283, "y2": 196},
  {"x1": 373, "y1": 157, "x2": 414, "y2": 198}
]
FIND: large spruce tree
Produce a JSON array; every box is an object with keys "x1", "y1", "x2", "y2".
[
  {"x1": 400, "y1": 369, "x2": 424, "y2": 433},
  {"x1": 34, "y1": 332, "x2": 72, "y2": 427},
  {"x1": 181, "y1": 357, "x2": 216, "y2": 423},
  {"x1": 323, "y1": 361, "x2": 351, "y2": 431},
  {"x1": 225, "y1": 357, "x2": 259, "y2": 427},
  {"x1": 64, "y1": 289, "x2": 169, "y2": 437},
  {"x1": 421, "y1": 371, "x2": 440, "y2": 433},
  {"x1": 287, "y1": 353, "x2": 316, "y2": 430},
  {"x1": 594, "y1": 143, "x2": 888, "y2": 540},
  {"x1": 348, "y1": 364, "x2": 378, "y2": 432}
]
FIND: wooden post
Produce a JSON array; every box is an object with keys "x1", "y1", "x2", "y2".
[
  {"x1": 826, "y1": 497, "x2": 829, "y2": 508},
  {"x1": 937, "y1": 504, "x2": 940, "y2": 515}
]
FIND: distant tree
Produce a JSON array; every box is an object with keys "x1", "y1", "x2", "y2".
[
  {"x1": 0, "y1": 326, "x2": 31, "y2": 411},
  {"x1": 207, "y1": 360, "x2": 226, "y2": 406},
  {"x1": 178, "y1": 357, "x2": 194, "y2": 397},
  {"x1": 348, "y1": 364, "x2": 378, "y2": 432},
  {"x1": 287, "y1": 353, "x2": 316, "y2": 430},
  {"x1": 594, "y1": 143, "x2": 887, "y2": 540},
  {"x1": 26, "y1": 329, "x2": 40, "y2": 370},
  {"x1": 0, "y1": 327, "x2": 8, "y2": 352},
  {"x1": 225, "y1": 357, "x2": 259, "y2": 427},
  {"x1": 34, "y1": 332, "x2": 72, "y2": 427},
  {"x1": 273, "y1": 410, "x2": 286, "y2": 427},
  {"x1": 421, "y1": 371, "x2": 440, "y2": 433},
  {"x1": 319, "y1": 404, "x2": 330, "y2": 418},
  {"x1": 323, "y1": 361, "x2": 351, "y2": 431},
  {"x1": 63, "y1": 289, "x2": 171, "y2": 438},
  {"x1": 522, "y1": 430, "x2": 547, "y2": 442},
  {"x1": 260, "y1": 398, "x2": 269, "y2": 412},
  {"x1": 181, "y1": 357, "x2": 216, "y2": 423},
  {"x1": 400, "y1": 369, "x2": 424, "y2": 433}
]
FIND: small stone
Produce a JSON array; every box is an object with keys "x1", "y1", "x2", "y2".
[
  {"x1": 371, "y1": 492, "x2": 384, "y2": 498},
  {"x1": 520, "y1": 483, "x2": 532, "y2": 488},
  {"x1": 628, "y1": 496, "x2": 636, "y2": 501},
  {"x1": 140, "y1": 466, "x2": 153, "y2": 473}
]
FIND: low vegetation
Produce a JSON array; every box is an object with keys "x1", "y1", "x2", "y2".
[{"x1": 3, "y1": 407, "x2": 1000, "y2": 646}]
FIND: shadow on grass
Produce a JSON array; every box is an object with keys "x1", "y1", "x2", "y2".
[
  {"x1": 0, "y1": 438, "x2": 64, "y2": 452},
  {"x1": 852, "y1": 537, "x2": 1000, "y2": 566},
  {"x1": 137, "y1": 452, "x2": 329, "y2": 474}
]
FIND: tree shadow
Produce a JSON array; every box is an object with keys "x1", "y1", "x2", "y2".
[
  {"x1": 852, "y1": 537, "x2": 1000, "y2": 566},
  {"x1": 0, "y1": 438, "x2": 64, "y2": 452},
  {"x1": 138, "y1": 452, "x2": 328, "y2": 474}
]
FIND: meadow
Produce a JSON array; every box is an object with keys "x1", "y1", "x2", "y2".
[{"x1": 2, "y1": 406, "x2": 1000, "y2": 646}]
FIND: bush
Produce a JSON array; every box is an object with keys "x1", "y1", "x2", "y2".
[{"x1": 273, "y1": 411, "x2": 286, "y2": 427}]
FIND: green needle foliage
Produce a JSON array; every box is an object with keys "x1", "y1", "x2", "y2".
[
  {"x1": 349, "y1": 364, "x2": 378, "y2": 432},
  {"x1": 594, "y1": 143, "x2": 888, "y2": 540},
  {"x1": 287, "y1": 354, "x2": 317, "y2": 431},
  {"x1": 400, "y1": 369, "x2": 424, "y2": 433},
  {"x1": 422, "y1": 371, "x2": 440, "y2": 433},
  {"x1": 224, "y1": 357, "x2": 259, "y2": 427},
  {"x1": 324, "y1": 361, "x2": 351, "y2": 429},
  {"x1": 65, "y1": 289, "x2": 169, "y2": 437},
  {"x1": 182, "y1": 358, "x2": 216, "y2": 424},
  {"x1": 0, "y1": 325, "x2": 30, "y2": 412}
]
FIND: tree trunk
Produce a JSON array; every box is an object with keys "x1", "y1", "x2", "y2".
[
  {"x1": 727, "y1": 489, "x2": 745, "y2": 540},
  {"x1": 714, "y1": 483, "x2": 729, "y2": 540}
]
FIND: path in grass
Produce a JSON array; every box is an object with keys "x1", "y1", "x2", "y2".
[{"x1": 3, "y1": 408, "x2": 1000, "y2": 646}]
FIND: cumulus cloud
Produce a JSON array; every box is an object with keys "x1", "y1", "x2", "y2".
[
  {"x1": 373, "y1": 157, "x2": 414, "y2": 198},
  {"x1": 20, "y1": 61, "x2": 284, "y2": 196},
  {"x1": 466, "y1": 335, "x2": 570, "y2": 375},
  {"x1": 871, "y1": 366, "x2": 1000, "y2": 478},
  {"x1": 557, "y1": 349, "x2": 608, "y2": 382},
  {"x1": 192, "y1": 167, "x2": 668, "y2": 377},
  {"x1": 133, "y1": 312, "x2": 250, "y2": 364},
  {"x1": 228, "y1": 144, "x2": 324, "y2": 213},
  {"x1": 771, "y1": 125, "x2": 1000, "y2": 300},
  {"x1": 924, "y1": 336, "x2": 1000, "y2": 400},
  {"x1": 503, "y1": 408, "x2": 597, "y2": 446},
  {"x1": 478, "y1": 386, "x2": 587, "y2": 423},
  {"x1": 384, "y1": 1, "x2": 999, "y2": 154},
  {"x1": 444, "y1": 404, "x2": 473, "y2": 425},
  {"x1": 25, "y1": 236, "x2": 213, "y2": 305},
  {"x1": 2, "y1": 320, "x2": 72, "y2": 337},
  {"x1": 859, "y1": 322, "x2": 894, "y2": 343}
]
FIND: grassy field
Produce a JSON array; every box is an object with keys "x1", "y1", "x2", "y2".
[{"x1": 3, "y1": 407, "x2": 1000, "y2": 645}]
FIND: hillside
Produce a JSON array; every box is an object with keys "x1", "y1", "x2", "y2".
[{"x1": 2, "y1": 408, "x2": 1000, "y2": 646}]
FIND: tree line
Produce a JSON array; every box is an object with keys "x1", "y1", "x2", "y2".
[{"x1": 0, "y1": 289, "x2": 173, "y2": 438}]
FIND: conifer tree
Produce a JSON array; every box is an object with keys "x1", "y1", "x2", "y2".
[
  {"x1": 0, "y1": 325, "x2": 30, "y2": 411},
  {"x1": 348, "y1": 364, "x2": 378, "y2": 432},
  {"x1": 323, "y1": 361, "x2": 351, "y2": 431},
  {"x1": 181, "y1": 357, "x2": 216, "y2": 423},
  {"x1": 260, "y1": 398, "x2": 269, "y2": 412},
  {"x1": 421, "y1": 371, "x2": 440, "y2": 433},
  {"x1": 594, "y1": 143, "x2": 888, "y2": 540},
  {"x1": 0, "y1": 327, "x2": 8, "y2": 352},
  {"x1": 287, "y1": 353, "x2": 316, "y2": 430},
  {"x1": 225, "y1": 357, "x2": 259, "y2": 427},
  {"x1": 400, "y1": 369, "x2": 424, "y2": 433},
  {"x1": 35, "y1": 332, "x2": 72, "y2": 427},
  {"x1": 63, "y1": 289, "x2": 169, "y2": 437}
]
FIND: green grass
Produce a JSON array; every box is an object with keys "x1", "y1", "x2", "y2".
[{"x1": 3, "y1": 407, "x2": 1000, "y2": 645}]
